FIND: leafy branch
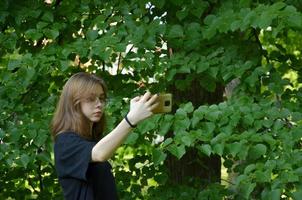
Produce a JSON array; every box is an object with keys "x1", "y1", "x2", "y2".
[{"x1": 252, "y1": 28, "x2": 270, "y2": 64}]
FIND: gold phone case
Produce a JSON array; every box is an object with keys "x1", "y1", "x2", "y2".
[{"x1": 152, "y1": 93, "x2": 172, "y2": 114}]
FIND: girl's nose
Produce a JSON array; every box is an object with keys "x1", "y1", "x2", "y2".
[{"x1": 95, "y1": 97, "x2": 106, "y2": 108}]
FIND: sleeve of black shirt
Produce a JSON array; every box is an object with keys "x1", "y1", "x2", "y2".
[{"x1": 54, "y1": 132, "x2": 96, "y2": 181}]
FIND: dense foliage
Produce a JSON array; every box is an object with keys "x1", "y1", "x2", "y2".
[{"x1": 1, "y1": 0, "x2": 301, "y2": 199}]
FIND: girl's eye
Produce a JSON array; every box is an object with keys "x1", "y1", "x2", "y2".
[
  {"x1": 99, "y1": 98, "x2": 107, "y2": 104},
  {"x1": 87, "y1": 97, "x2": 96, "y2": 102}
]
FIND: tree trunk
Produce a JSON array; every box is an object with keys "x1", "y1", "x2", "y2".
[{"x1": 166, "y1": 76, "x2": 224, "y2": 185}]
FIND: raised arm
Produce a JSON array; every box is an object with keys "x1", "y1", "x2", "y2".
[{"x1": 91, "y1": 92, "x2": 158, "y2": 162}]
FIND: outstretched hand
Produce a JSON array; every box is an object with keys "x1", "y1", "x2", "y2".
[{"x1": 127, "y1": 91, "x2": 159, "y2": 125}]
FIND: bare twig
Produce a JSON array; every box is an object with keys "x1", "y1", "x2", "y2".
[
  {"x1": 119, "y1": 45, "x2": 134, "y2": 74},
  {"x1": 27, "y1": 174, "x2": 39, "y2": 194},
  {"x1": 252, "y1": 28, "x2": 270, "y2": 64},
  {"x1": 116, "y1": 52, "x2": 122, "y2": 74}
]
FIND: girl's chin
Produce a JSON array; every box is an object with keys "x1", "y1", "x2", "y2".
[
  {"x1": 90, "y1": 117, "x2": 101, "y2": 122},
  {"x1": 89, "y1": 113, "x2": 103, "y2": 122}
]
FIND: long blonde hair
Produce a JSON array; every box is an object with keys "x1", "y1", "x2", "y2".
[{"x1": 51, "y1": 72, "x2": 107, "y2": 141}]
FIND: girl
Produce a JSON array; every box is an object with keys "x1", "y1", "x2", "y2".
[{"x1": 51, "y1": 72, "x2": 158, "y2": 200}]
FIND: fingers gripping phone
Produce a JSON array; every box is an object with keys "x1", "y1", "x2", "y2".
[{"x1": 152, "y1": 93, "x2": 172, "y2": 114}]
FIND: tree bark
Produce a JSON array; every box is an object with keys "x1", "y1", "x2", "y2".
[{"x1": 166, "y1": 76, "x2": 224, "y2": 185}]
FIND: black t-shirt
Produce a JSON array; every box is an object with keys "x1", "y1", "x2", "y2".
[{"x1": 54, "y1": 131, "x2": 118, "y2": 200}]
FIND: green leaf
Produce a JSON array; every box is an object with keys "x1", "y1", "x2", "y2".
[
  {"x1": 192, "y1": 106, "x2": 205, "y2": 127},
  {"x1": 203, "y1": 122, "x2": 215, "y2": 135},
  {"x1": 291, "y1": 122, "x2": 302, "y2": 137},
  {"x1": 173, "y1": 117, "x2": 190, "y2": 132},
  {"x1": 138, "y1": 117, "x2": 158, "y2": 133},
  {"x1": 132, "y1": 25, "x2": 145, "y2": 43},
  {"x1": 10, "y1": 127, "x2": 21, "y2": 142},
  {"x1": 264, "y1": 160, "x2": 277, "y2": 171},
  {"x1": 7, "y1": 59, "x2": 21, "y2": 71},
  {"x1": 292, "y1": 112, "x2": 302, "y2": 122},
  {"x1": 36, "y1": 152, "x2": 52, "y2": 163},
  {"x1": 182, "y1": 102, "x2": 194, "y2": 113},
  {"x1": 180, "y1": 134, "x2": 195, "y2": 147},
  {"x1": 271, "y1": 2, "x2": 286, "y2": 10},
  {"x1": 261, "y1": 189, "x2": 281, "y2": 200},
  {"x1": 158, "y1": 115, "x2": 174, "y2": 136},
  {"x1": 175, "y1": 108, "x2": 186, "y2": 119},
  {"x1": 162, "y1": 138, "x2": 173, "y2": 148},
  {"x1": 167, "y1": 144, "x2": 186, "y2": 159},
  {"x1": 158, "y1": 121, "x2": 172, "y2": 136},
  {"x1": 211, "y1": 132, "x2": 228, "y2": 144},
  {"x1": 245, "y1": 68, "x2": 260, "y2": 87},
  {"x1": 154, "y1": 173, "x2": 168, "y2": 185},
  {"x1": 168, "y1": 25, "x2": 184, "y2": 38},
  {"x1": 239, "y1": 182, "x2": 256, "y2": 199},
  {"x1": 86, "y1": 30, "x2": 99, "y2": 41},
  {"x1": 267, "y1": 107, "x2": 281, "y2": 119},
  {"x1": 208, "y1": 67, "x2": 219, "y2": 79},
  {"x1": 205, "y1": 110, "x2": 221, "y2": 121},
  {"x1": 144, "y1": 35, "x2": 156, "y2": 48},
  {"x1": 194, "y1": 105, "x2": 207, "y2": 116},
  {"x1": 227, "y1": 142, "x2": 242, "y2": 157},
  {"x1": 60, "y1": 60, "x2": 70, "y2": 71},
  {"x1": 255, "y1": 170, "x2": 270, "y2": 182},
  {"x1": 20, "y1": 154, "x2": 30, "y2": 169},
  {"x1": 99, "y1": 50, "x2": 111, "y2": 61},
  {"x1": 174, "y1": 108, "x2": 190, "y2": 131},
  {"x1": 244, "y1": 164, "x2": 256, "y2": 174},
  {"x1": 179, "y1": 64, "x2": 190, "y2": 73},
  {"x1": 237, "y1": 144, "x2": 249, "y2": 160},
  {"x1": 176, "y1": 8, "x2": 188, "y2": 21},
  {"x1": 212, "y1": 143, "x2": 224, "y2": 156},
  {"x1": 287, "y1": 12, "x2": 302, "y2": 28},
  {"x1": 292, "y1": 189, "x2": 302, "y2": 200},
  {"x1": 230, "y1": 20, "x2": 241, "y2": 31},
  {"x1": 114, "y1": 43, "x2": 127, "y2": 52},
  {"x1": 23, "y1": 66, "x2": 35, "y2": 86},
  {"x1": 258, "y1": 10, "x2": 274, "y2": 29},
  {"x1": 41, "y1": 11, "x2": 54, "y2": 22},
  {"x1": 196, "y1": 60, "x2": 209, "y2": 73},
  {"x1": 273, "y1": 119, "x2": 284, "y2": 132},
  {"x1": 166, "y1": 69, "x2": 177, "y2": 81},
  {"x1": 198, "y1": 144, "x2": 212, "y2": 156},
  {"x1": 170, "y1": 0, "x2": 183, "y2": 6},
  {"x1": 152, "y1": 148, "x2": 167, "y2": 166},
  {"x1": 125, "y1": 132, "x2": 139, "y2": 145},
  {"x1": 153, "y1": 0, "x2": 165, "y2": 9},
  {"x1": 263, "y1": 134, "x2": 276, "y2": 149},
  {"x1": 204, "y1": 14, "x2": 216, "y2": 26},
  {"x1": 248, "y1": 144, "x2": 267, "y2": 160},
  {"x1": 242, "y1": 114, "x2": 254, "y2": 126},
  {"x1": 193, "y1": 129, "x2": 212, "y2": 142},
  {"x1": 294, "y1": 167, "x2": 302, "y2": 176},
  {"x1": 25, "y1": 29, "x2": 43, "y2": 40},
  {"x1": 34, "y1": 133, "x2": 48, "y2": 147},
  {"x1": 283, "y1": 171, "x2": 299, "y2": 182},
  {"x1": 191, "y1": 2, "x2": 208, "y2": 18},
  {"x1": 0, "y1": 129, "x2": 4, "y2": 138},
  {"x1": 36, "y1": 21, "x2": 49, "y2": 30},
  {"x1": 44, "y1": 29, "x2": 59, "y2": 39}
]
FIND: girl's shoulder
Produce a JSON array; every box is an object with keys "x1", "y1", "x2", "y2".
[
  {"x1": 57, "y1": 130, "x2": 77, "y2": 136},
  {"x1": 55, "y1": 131, "x2": 80, "y2": 142},
  {"x1": 55, "y1": 131, "x2": 96, "y2": 143}
]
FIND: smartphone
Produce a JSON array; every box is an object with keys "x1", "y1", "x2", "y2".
[{"x1": 152, "y1": 93, "x2": 172, "y2": 114}]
